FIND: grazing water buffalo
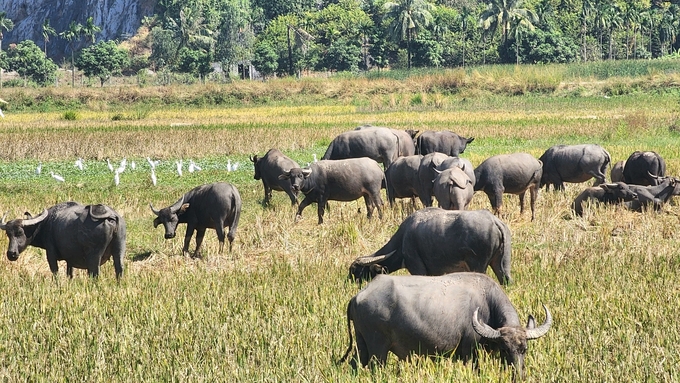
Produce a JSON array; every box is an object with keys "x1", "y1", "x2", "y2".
[
  {"x1": 538, "y1": 144, "x2": 611, "y2": 190},
  {"x1": 279, "y1": 158, "x2": 384, "y2": 224},
  {"x1": 356, "y1": 125, "x2": 418, "y2": 157},
  {"x1": 339, "y1": 273, "x2": 552, "y2": 381},
  {"x1": 572, "y1": 182, "x2": 638, "y2": 216},
  {"x1": 250, "y1": 148, "x2": 300, "y2": 206},
  {"x1": 437, "y1": 156, "x2": 476, "y2": 186},
  {"x1": 385, "y1": 155, "x2": 422, "y2": 207},
  {"x1": 474, "y1": 153, "x2": 543, "y2": 220},
  {"x1": 416, "y1": 152, "x2": 450, "y2": 207},
  {"x1": 623, "y1": 151, "x2": 666, "y2": 186},
  {"x1": 322, "y1": 127, "x2": 400, "y2": 169},
  {"x1": 416, "y1": 130, "x2": 474, "y2": 156},
  {"x1": 433, "y1": 167, "x2": 474, "y2": 210},
  {"x1": 0, "y1": 201, "x2": 126, "y2": 278},
  {"x1": 349, "y1": 208, "x2": 512, "y2": 284},
  {"x1": 150, "y1": 182, "x2": 241, "y2": 256},
  {"x1": 610, "y1": 160, "x2": 625, "y2": 182}
]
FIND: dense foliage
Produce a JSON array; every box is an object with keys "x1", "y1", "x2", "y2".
[
  {"x1": 2, "y1": 0, "x2": 680, "y2": 85},
  {"x1": 75, "y1": 41, "x2": 130, "y2": 86}
]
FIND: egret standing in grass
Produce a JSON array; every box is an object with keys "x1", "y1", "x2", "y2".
[
  {"x1": 176, "y1": 160, "x2": 183, "y2": 177},
  {"x1": 150, "y1": 168, "x2": 157, "y2": 186},
  {"x1": 107, "y1": 158, "x2": 114, "y2": 172},
  {"x1": 36, "y1": 162, "x2": 42, "y2": 175},
  {"x1": 114, "y1": 170, "x2": 120, "y2": 186},
  {"x1": 50, "y1": 171, "x2": 64, "y2": 182},
  {"x1": 75, "y1": 158, "x2": 84, "y2": 171}
]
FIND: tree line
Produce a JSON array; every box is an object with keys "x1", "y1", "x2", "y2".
[{"x1": 1, "y1": 0, "x2": 679, "y2": 86}]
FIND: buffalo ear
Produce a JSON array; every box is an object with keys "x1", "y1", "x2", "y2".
[
  {"x1": 466, "y1": 137, "x2": 475, "y2": 144},
  {"x1": 526, "y1": 314, "x2": 536, "y2": 330},
  {"x1": 153, "y1": 218, "x2": 161, "y2": 228},
  {"x1": 179, "y1": 203, "x2": 190, "y2": 213},
  {"x1": 278, "y1": 171, "x2": 291, "y2": 180}
]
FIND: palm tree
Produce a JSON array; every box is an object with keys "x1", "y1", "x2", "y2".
[
  {"x1": 60, "y1": 21, "x2": 83, "y2": 87},
  {"x1": 383, "y1": 0, "x2": 435, "y2": 70},
  {"x1": 479, "y1": 0, "x2": 537, "y2": 44},
  {"x1": 579, "y1": 0, "x2": 595, "y2": 61},
  {"x1": 41, "y1": 19, "x2": 57, "y2": 56},
  {"x1": 510, "y1": 16, "x2": 535, "y2": 64},
  {"x1": 0, "y1": 12, "x2": 14, "y2": 52},
  {"x1": 622, "y1": 4, "x2": 642, "y2": 59},
  {"x1": 81, "y1": 16, "x2": 101, "y2": 45}
]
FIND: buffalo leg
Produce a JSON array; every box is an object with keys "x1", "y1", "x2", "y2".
[
  {"x1": 86, "y1": 252, "x2": 102, "y2": 278},
  {"x1": 111, "y1": 233, "x2": 125, "y2": 280},
  {"x1": 363, "y1": 196, "x2": 374, "y2": 219},
  {"x1": 489, "y1": 188, "x2": 504, "y2": 217},
  {"x1": 263, "y1": 184, "x2": 272, "y2": 205},
  {"x1": 182, "y1": 223, "x2": 196, "y2": 256},
  {"x1": 46, "y1": 249, "x2": 59, "y2": 276},
  {"x1": 296, "y1": 197, "x2": 314, "y2": 222},
  {"x1": 214, "y1": 224, "x2": 226, "y2": 254},
  {"x1": 519, "y1": 191, "x2": 526, "y2": 215},
  {"x1": 317, "y1": 197, "x2": 328, "y2": 224},
  {"x1": 530, "y1": 185, "x2": 538, "y2": 221},
  {"x1": 67, "y1": 264, "x2": 74, "y2": 279},
  {"x1": 193, "y1": 228, "x2": 207, "y2": 257}
]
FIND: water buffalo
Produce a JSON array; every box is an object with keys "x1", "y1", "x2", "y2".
[
  {"x1": 250, "y1": 148, "x2": 300, "y2": 206},
  {"x1": 538, "y1": 144, "x2": 611, "y2": 191},
  {"x1": 623, "y1": 151, "x2": 666, "y2": 186},
  {"x1": 624, "y1": 175, "x2": 680, "y2": 211},
  {"x1": 416, "y1": 130, "x2": 474, "y2": 156},
  {"x1": 437, "y1": 156, "x2": 476, "y2": 186},
  {"x1": 278, "y1": 158, "x2": 384, "y2": 224},
  {"x1": 0, "y1": 201, "x2": 126, "y2": 278},
  {"x1": 610, "y1": 160, "x2": 625, "y2": 182},
  {"x1": 385, "y1": 155, "x2": 422, "y2": 207},
  {"x1": 349, "y1": 208, "x2": 512, "y2": 284},
  {"x1": 150, "y1": 182, "x2": 242, "y2": 257},
  {"x1": 572, "y1": 182, "x2": 638, "y2": 216},
  {"x1": 339, "y1": 273, "x2": 552, "y2": 381},
  {"x1": 474, "y1": 153, "x2": 543, "y2": 220},
  {"x1": 433, "y1": 167, "x2": 474, "y2": 210},
  {"x1": 355, "y1": 125, "x2": 418, "y2": 157},
  {"x1": 416, "y1": 152, "x2": 450, "y2": 207},
  {"x1": 322, "y1": 127, "x2": 400, "y2": 169}
]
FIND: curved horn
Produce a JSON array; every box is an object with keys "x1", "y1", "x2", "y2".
[
  {"x1": 0, "y1": 212, "x2": 8, "y2": 230},
  {"x1": 169, "y1": 196, "x2": 185, "y2": 214},
  {"x1": 526, "y1": 304, "x2": 552, "y2": 340},
  {"x1": 354, "y1": 250, "x2": 396, "y2": 266},
  {"x1": 249, "y1": 155, "x2": 257, "y2": 163},
  {"x1": 22, "y1": 209, "x2": 49, "y2": 226},
  {"x1": 472, "y1": 307, "x2": 501, "y2": 339},
  {"x1": 149, "y1": 203, "x2": 160, "y2": 216}
]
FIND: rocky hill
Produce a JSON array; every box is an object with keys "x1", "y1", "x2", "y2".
[{"x1": 2, "y1": 0, "x2": 156, "y2": 62}]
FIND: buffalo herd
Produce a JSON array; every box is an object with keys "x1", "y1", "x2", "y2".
[{"x1": 2, "y1": 124, "x2": 678, "y2": 380}]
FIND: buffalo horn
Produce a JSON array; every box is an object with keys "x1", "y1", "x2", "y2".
[
  {"x1": 169, "y1": 196, "x2": 185, "y2": 214},
  {"x1": 354, "y1": 250, "x2": 396, "y2": 266},
  {"x1": 0, "y1": 212, "x2": 7, "y2": 230},
  {"x1": 472, "y1": 308, "x2": 501, "y2": 339},
  {"x1": 249, "y1": 155, "x2": 256, "y2": 163},
  {"x1": 149, "y1": 203, "x2": 160, "y2": 216},
  {"x1": 525, "y1": 304, "x2": 552, "y2": 340},
  {"x1": 302, "y1": 168, "x2": 313, "y2": 177},
  {"x1": 22, "y1": 209, "x2": 49, "y2": 226}
]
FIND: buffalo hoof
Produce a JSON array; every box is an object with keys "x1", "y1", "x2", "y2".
[{"x1": 294, "y1": 214, "x2": 303, "y2": 223}]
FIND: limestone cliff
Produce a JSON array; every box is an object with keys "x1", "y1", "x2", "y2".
[{"x1": 1, "y1": 0, "x2": 156, "y2": 61}]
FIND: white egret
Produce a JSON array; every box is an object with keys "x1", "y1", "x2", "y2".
[
  {"x1": 313, "y1": 153, "x2": 318, "y2": 162},
  {"x1": 150, "y1": 168, "x2": 157, "y2": 186},
  {"x1": 146, "y1": 157, "x2": 157, "y2": 170},
  {"x1": 188, "y1": 160, "x2": 202, "y2": 173},
  {"x1": 114, "y1": 170, "x2": 120, "y2": 186},
  {"x1": 50, "y1": 171, "x2": 64, "y2": 182},
  {"x1": 176, "y1": 160, "x2": 183, "y2": 176},
  {"x1": 36, "y1": 162, "x2": 42, "y2": 175},
  {"x1": 106, "y1": 158, "x2": 114, "y2": 172},
  {"x1": 75, "y1": 158, "x2": 84, "y2": 171},
  {"x1": 116, "y1": 158, "x2": 127, "y2": 174},
  {"x1": 227, "y1": 159, "x2": 232, "y2": 172},
  {"x1": 130, "y1": 161, "x2": 136, "y2": 170}
]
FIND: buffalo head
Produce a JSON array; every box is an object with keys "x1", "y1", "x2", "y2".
[
  {"x1": 0, "y1": 210, "x2": 49, "y2": 261},
  {"x1": 250, "y1": 155, "x2": 261, "y2": 180},
  {"x1": 150, "y1": 197, "x2": 189, "y2": 239},
  {"x1": 472, "y1": 305, "x2": 552, "y2": 381},
  {"x1": 278, "y1": 167, "x2": 313, "y2": 193},
  {"x1": 601, "y1": 182, "x2": 638, "y2": 200},
  {"x1": 348, "y1": 252, "x2": 394, "y2": 284}
]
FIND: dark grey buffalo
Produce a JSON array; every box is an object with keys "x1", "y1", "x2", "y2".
[
  {"x1": 0, "y1": 201, "x2": 125, "y2": 278},
  {"x1": 623, "y1": 151, "x2": 667, "y2": 186},
  {"x1": 250, "y1": 148, "x2": 300, "y2": 206},
  {"x1": 349, "y1": 208, "x2": 512, "y2": 284},
  {"x1": 538, "y1": 144, "x2": 611, "y2": 191},
  {"x1": 150, "y1": 182, "x2": 242, "y2": 256},
  {"x1": 416, "y1": 152, "x2": 450, "y2": 207},
  {"x1": 610, "y1": 160, "x2": 625, "y2": 182},
  {"x1": 433, "y1": 167, "x2": 474, "y2": 210},
  {"x1": 385, "y1": 155, "x2": 422, "y2": 207},
  {"x1": 624, "y1": 175, "x2": 680, "y2": 211},
  {"x1": 572, "y1": 182, "x2": 638, "y2": 216},
  {"x1": 474, "y1": 153, "x2": 543, "y2": 220},
  {"x1": 339, "y1": 273, "x2": 552, "y2": 381},
  {"x1": 356, "y1": 125, "x2": 418, "y2": 157},
  {"x1": 279, "y1": 158, "x2": 384, "y2": 224},
  {"x1": 416, "y1": 130, "x2": 474, "y2": 156},
  {"x1": 322, "y1": 127, "x2": 400, "y2": 169}
]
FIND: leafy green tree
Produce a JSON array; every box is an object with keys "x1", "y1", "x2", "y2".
[
  {"x1": 0, "y1": 12, "x2": 14, "y2": 52},
  {"x1": 479, "y1": 0, "x2": 537, "y2": 63},
  {"x1": 175, "y1": 46, "x2": 212, "y2": 79},
  {"x1": 41, "y1": 19, "x2": 57, "y2": 55},
  {"x1": 5, "y1": 40, "x2": 58, "y2": 86},
  {"x1": 383, "y1": 0, "x2": 435, "y2": 69},
  {"x1": 252, "y1": 0, "x2": 316, "y2": 22},
  {"x1": 216, "y1": 2, "x2": 255, "y2": 72},
  {"x1": 516, "y1": 28, "x2": 578, "y2": 63},
  {"x1": 75, "y1": 40, "x2": 130, "y2": 86},
  {"x1": 252, "y1": 41, "x2": 278, "y2": 78},
  {"x1": 60, "y1": 21, "x2": 83, "y2": 87}
]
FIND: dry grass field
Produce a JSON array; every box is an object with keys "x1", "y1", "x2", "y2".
[{"x1": 0, "y1": 74, "x2": 679, "y2": 381}]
